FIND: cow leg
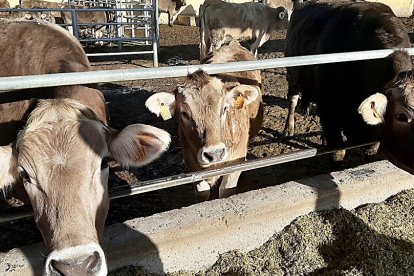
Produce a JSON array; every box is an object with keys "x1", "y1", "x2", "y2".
[
  {"x1": 283, "y1": 94, "x2": 299, "y2": 136},
  {"x1": 95, "y1": 28, "x2": 104, "y2": 46},
  {"x1": 364, "y1": 142, "x2": 380, "y2": 163},
  {"x1": 195, "y1": 180, "x2": 211, "y2": 202},
  {"x1": 250, "y1": 34, "x2": 263, "y2": 57},
  {"x1": 250, "y1": 43, "x2": 259, "y2": 57},
  {"x1": 195, "y1": 176, "x2": 220, "y2": 201},
  {"x1": 218, "y1": 171, "x2": 241, "y2": 198},
  {"x1": 67, "y1": 25, "x2": 74, "y2": 36},
  {"x1": 168, "y1": 11, "x2": 173, "y2": 27},
  {"x1": 319, "y1": 108, "x2": 347, "y2": 167}
]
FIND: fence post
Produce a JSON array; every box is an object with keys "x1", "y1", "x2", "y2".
[
  {"x1": 152, "y1": 0, "x2": 159, "y2": 67},
  {"x1": 71, "y1": 8, "x2": 79, "y2": 39}
]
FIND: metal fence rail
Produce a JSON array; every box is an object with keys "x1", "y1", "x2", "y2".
[
  {"x1": 0, "y1": 142, "x2": 377, "y2": 223},
  {"x1": 0, "y1": 48, "x2": 413, "y2": 92}
]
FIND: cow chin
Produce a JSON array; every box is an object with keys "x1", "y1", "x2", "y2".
[{"x1": 44, "y1": 243, "x2": 107, "y2": 276}]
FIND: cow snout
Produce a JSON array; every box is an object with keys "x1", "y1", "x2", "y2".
[
  {"x1": 198, "y1": 143, "x2": 228, "y2": 166},
  {"x1": 44, "y1": 243, "x2": 107, "y2": 276},
  {"x1": 51, "y1": 251, "x2": 100, "y2": 275}
]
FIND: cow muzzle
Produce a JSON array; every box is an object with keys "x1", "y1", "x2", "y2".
[
  {"x1": 44, "y1": 243, "x2": 107, "y2": 276},
  {"x1": 198, "y1": 143, "x2": 228, "y2": 166}
]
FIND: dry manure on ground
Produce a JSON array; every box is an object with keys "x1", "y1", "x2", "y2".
[{"x1": 110, "y1": 188, "x2": 414, "y2": 276}]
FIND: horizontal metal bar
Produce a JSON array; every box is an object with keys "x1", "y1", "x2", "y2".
[
  {"x1": 0, "y1": 7, "x2": 154, "y2": 12},
  {"x1": 78, "y1": 37, "x2": 152, "y2": 42},
  {"x1": 86, "y1": 50, "x2": 154, "y2": 56},
  {"x1": 110, "y1": 148, "x2": 318, "y2": 199},
  {"x1": 110, "y1": 141, "x2": 377, "y2": 198},
  {"x1": 0, "y1": 142, "x2": 377, "y2": 222},
  {"x1": 0, "y1": 48, "x2": 413, "y2": 92},
  {"x1": 74, "y1": 22, "x2": 151, "y2": 26}
]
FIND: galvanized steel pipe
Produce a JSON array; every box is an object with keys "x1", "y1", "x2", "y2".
[{"x1": 0, "y1": 48, "x2": 413, "y2": 92}]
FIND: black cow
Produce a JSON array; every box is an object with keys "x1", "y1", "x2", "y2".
[{"x1": 283, "y1": 0, "x2": 412, "y2": 166}]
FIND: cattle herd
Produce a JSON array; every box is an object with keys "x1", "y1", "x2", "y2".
[
  {"x1": 0, "y1": 0, "x2": 189, "y2": 41},
  {"x1": 0, "y1": 0, "x2": 414, "y2": 275}
]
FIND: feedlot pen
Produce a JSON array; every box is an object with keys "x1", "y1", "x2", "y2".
[
  {"x1": 1, "y1": 18, "x2": 414, "y2": 275},
  {"x1": 4, "y1": 0, "x2": 160, "y2": 65}
]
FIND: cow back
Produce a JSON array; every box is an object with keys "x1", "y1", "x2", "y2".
[{"x1": 0, "y1": 20, "x2": 106, "y2": 145}]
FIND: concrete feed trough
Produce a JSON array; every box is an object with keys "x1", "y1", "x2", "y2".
[{"x1": 1, "y1": 160, "x2": 414, "y2": 275}]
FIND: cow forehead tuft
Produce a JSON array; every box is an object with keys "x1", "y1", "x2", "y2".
[{"x1": 26, "y1": 99, "x2": 99, "y2": 129}]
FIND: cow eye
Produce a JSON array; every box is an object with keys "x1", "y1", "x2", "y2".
[
  {"x1": 101, "y1": 157, "x2": 111, "y2": 170},
  {"x1": 221, "y1": 105, "x2": 229, "y2": 116},
  {"x1": 17, "y1": 167, "x2": 29, "y2": 181},
  {"x1": 395, "y1": 113, "x2": 409, "y2": 123},
  {"x1": 181, "y1": 111, "x2": 190, "y2": 120}
]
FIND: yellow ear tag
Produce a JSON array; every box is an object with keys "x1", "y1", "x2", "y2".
[
  {"x1": 234, "y1": 95, "x2": 245, "y2": 109},
  {"x1": 160, "y1": 104, "x2": 172, "y2": 121}
]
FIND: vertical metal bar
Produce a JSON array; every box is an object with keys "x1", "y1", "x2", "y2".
[
  {"x1": 116, "y1": 0, "x2": 123, "y2": 50},
  {"x1": 144, "y1": 4, "x2": 149, "y2": 46},
  {"x1": 152, "y1": 0, "x2": 159, "y2": 67},
  {"x1": 71, "y1": 8, "x2": 79, "y2": 38}
]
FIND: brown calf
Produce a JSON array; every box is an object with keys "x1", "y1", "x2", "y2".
[{"x1": 146, "y1": 41, "x2": 263, "y2": 199}]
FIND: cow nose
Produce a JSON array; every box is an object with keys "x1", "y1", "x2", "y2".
[
  {"x1": 200, "y1": 143, "x2": 228, "y2": 165},
  {"x1": 50, "y1": 251, "x2": 101, "y2": 275}
]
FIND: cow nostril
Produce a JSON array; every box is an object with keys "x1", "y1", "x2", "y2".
[
  {"x1": 219, "y1": 147, "x2": 226, "y2": 159},
  {"x1": 203, "y1": 151, "x2": 214, "y2": 162},
  {"x1": 51, "y1": 251, "x2": 101, "y2": 275}
]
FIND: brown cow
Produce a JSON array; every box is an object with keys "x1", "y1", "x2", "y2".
[
  {"x1": 2, "y1": 9, "x2": 56, "y2": 23},
  {"x1": 146, "y1": 41, "x2": 263, "y2": 200},
  {"x1": 61, "y1": 5, "x2": 110, "y2": 41},
  {"x1": 0, "y1": 0, "x2": 9, "y2": 17},
  {"x1": 0, "y1": 0, "x2": 9, "y2": 8},
  {"x1": 0, "y1": 20, "x2": 171, "y2": 275},
  {"x1": 158, "y1": 0, "x2": 186, "y2": 26},
  {"x1": 199, "y1": 0, "x2": 289, "y2": 59},
  {"x1": 20, "y1": 0, "x2": 62, "y2": 21}
]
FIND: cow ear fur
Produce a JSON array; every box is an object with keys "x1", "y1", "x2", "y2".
[
  {"x1": 358, "y1": 93, "x2": 388, "y2": 125},
  {"x1": 109, "y1": 124, "x2": 171, "y2": 168},
  {"x1": 0, "y1": 145, "x2": 18, "y2": 190},
  {"x1": 227, "y1": 84, "x2": 260, "y2": 108},
  {"x1": 145, "y1": 92, "x2": 176, "y2": 121}
]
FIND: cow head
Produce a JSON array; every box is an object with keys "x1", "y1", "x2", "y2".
[
  {"x1": 146, "y1": 70, "x2": 259, "y2": 169},
  {"x1": 268, "y1": 6, "x2": 289, "y2": 30},
  {"x1": 359, "y1": 71, "x2": 414, "y2": 174},
  {"x1": 0, "y1": 98, "x2": 170, "y2": 275}
]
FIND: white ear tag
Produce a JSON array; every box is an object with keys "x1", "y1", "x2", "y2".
[{"x1": 160, "y1": 103, "x2": 172, "y2": 121}]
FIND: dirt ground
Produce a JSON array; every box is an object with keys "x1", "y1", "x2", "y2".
[{"x1": 1, "y1": 16, "x2": 414, "y2": 272}]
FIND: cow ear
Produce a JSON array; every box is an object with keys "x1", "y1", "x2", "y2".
[
  {"x1": 0, "y1": 145, "x2": 18, "y2": 190},
  {"x1": 109, "y1": 124, "x2": 171, "y2": 168},
  {"x1": 227, "y1": 85, "x2": 260, "y2": 109},
  {"x1": 145, "y1": 92, "x2": 176, "y2": 121},
  {"x1": 358, "y1": 93, "x2": 388, "y2": 125}
]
